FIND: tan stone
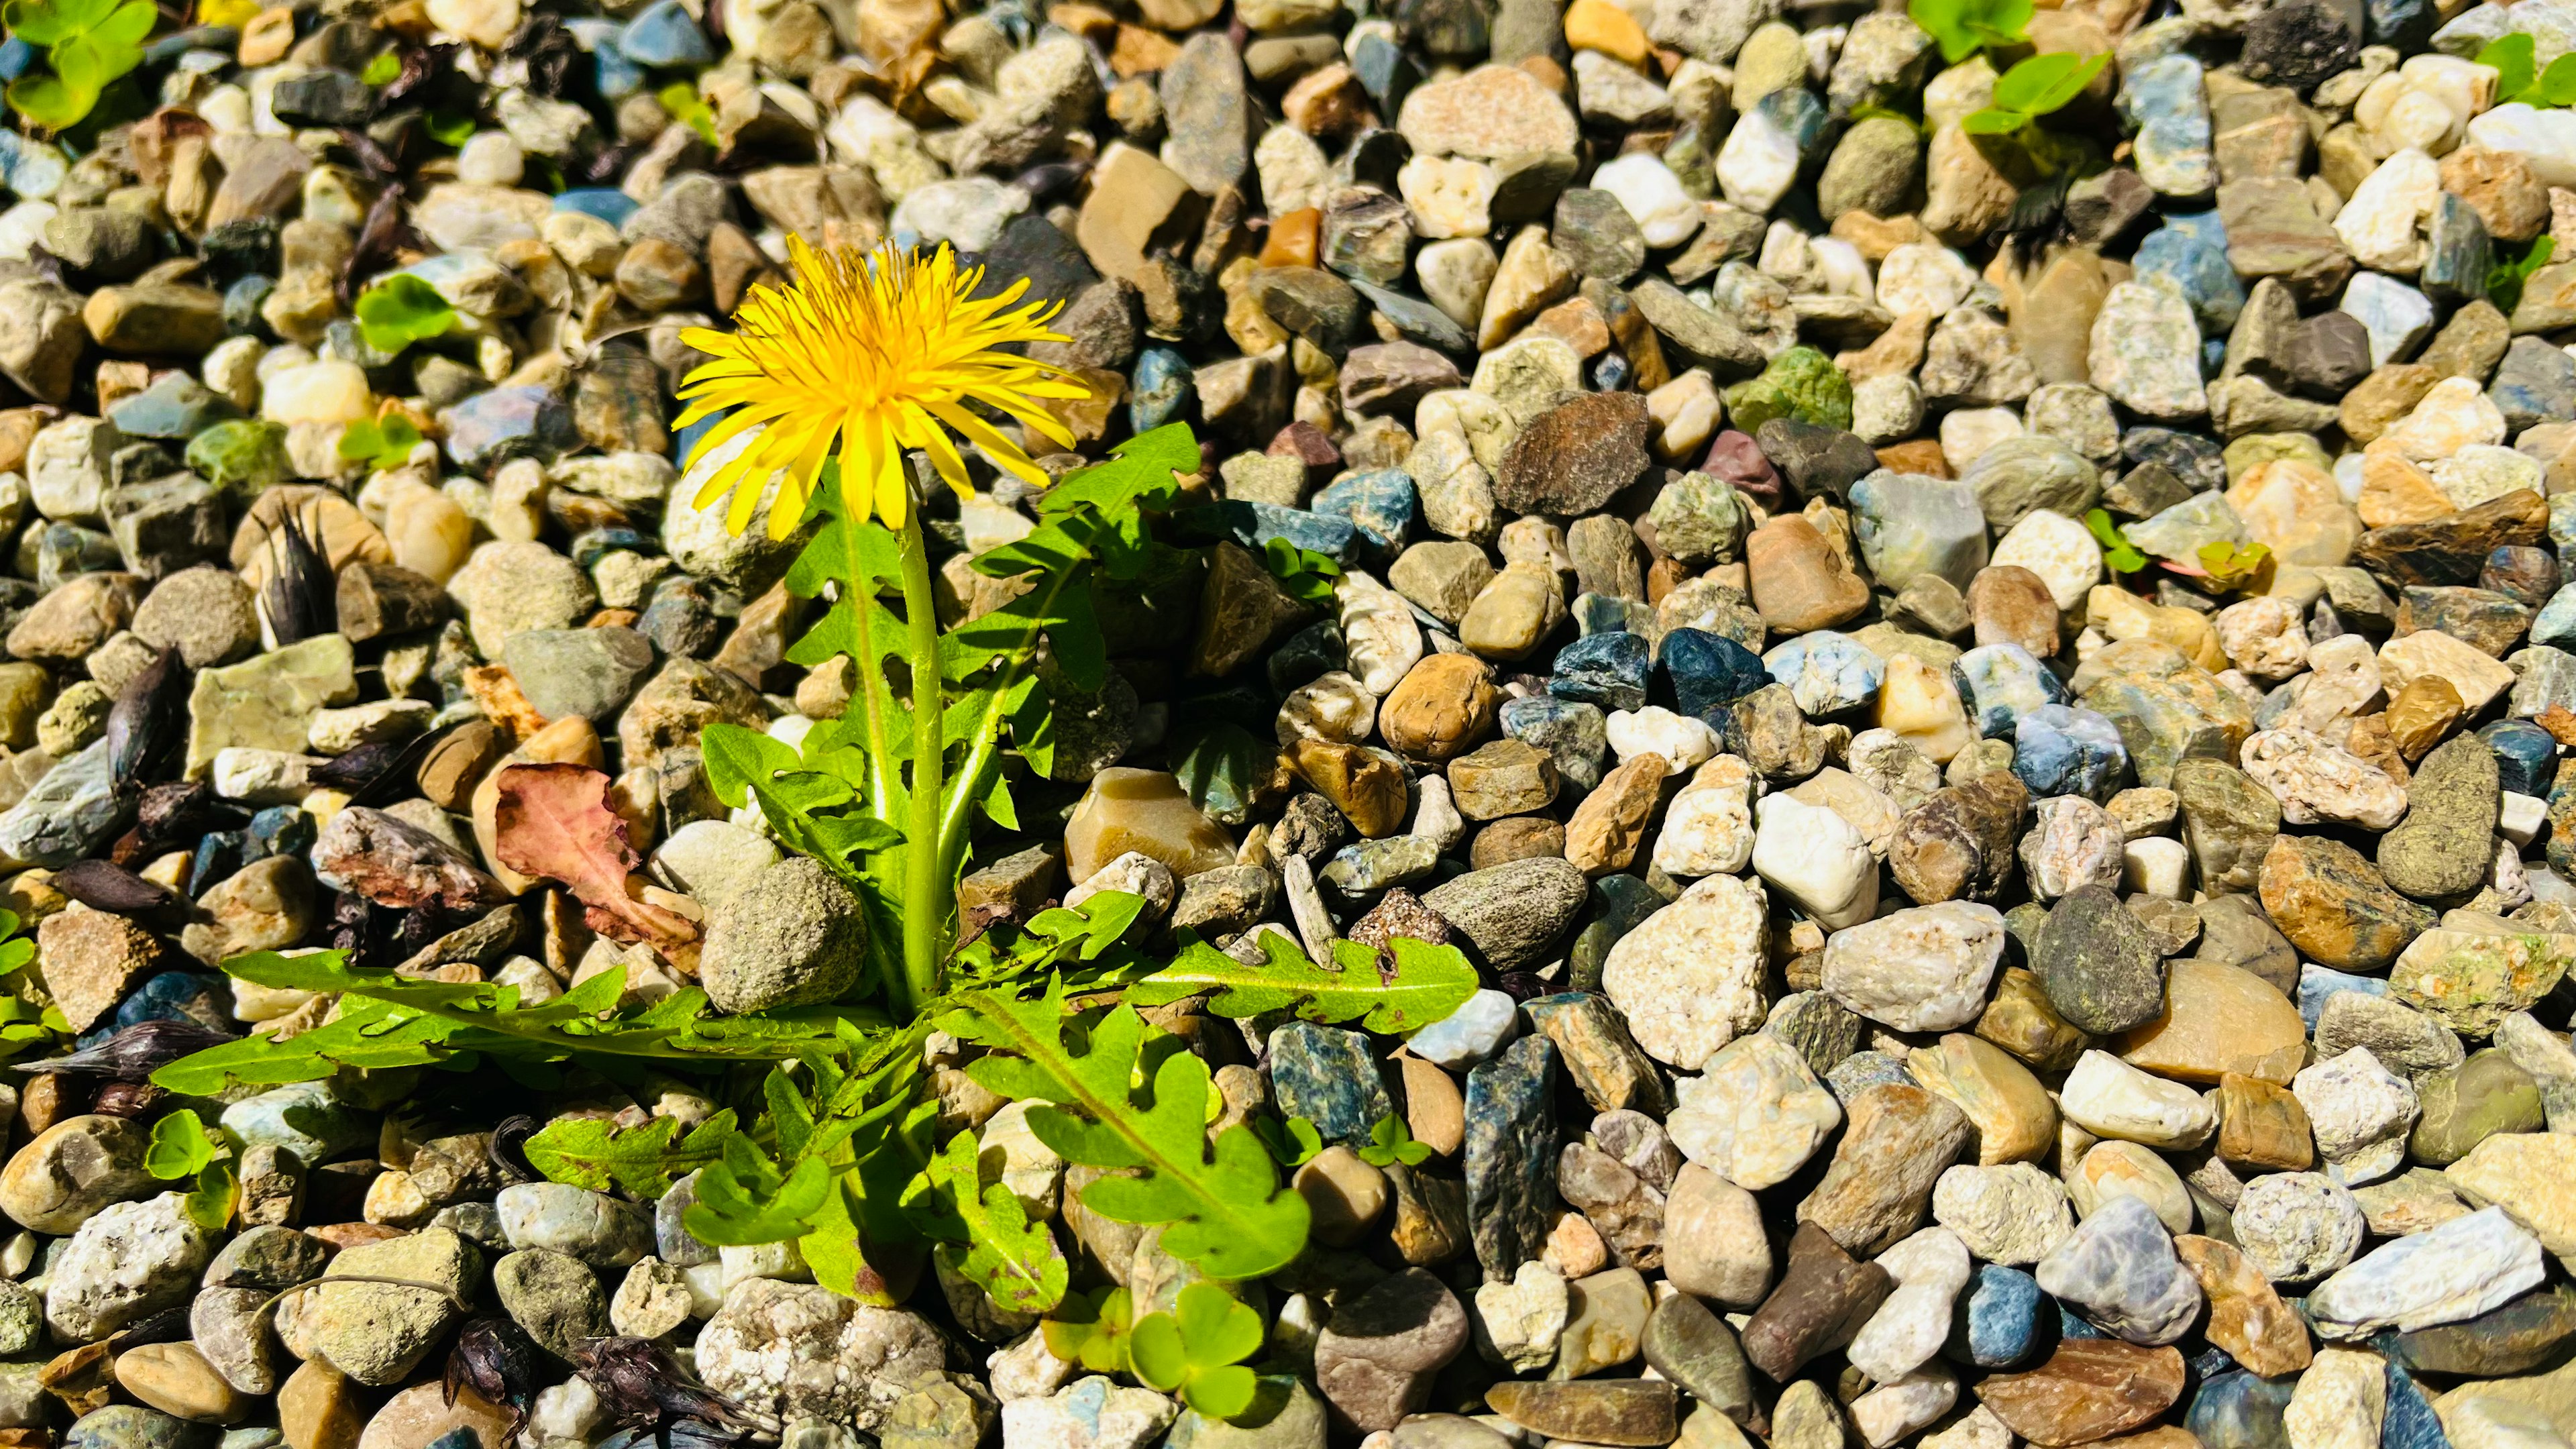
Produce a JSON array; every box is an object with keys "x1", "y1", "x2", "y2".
[
  {"x1": 2216, "y1": 1071, "x2": 2315, "y2": 1172},
  {"x1": 279, "y1": 1361, "x2": 366, "y2": 1449},
  {"x1": 2176, "y1": 1235, "x2": 2313, "y2": 1377},
  {"x1": 1380, "y1": 653, "x2": 1501, "y2": 764},
  {"x1": 2116, "y1": 959, "x2": 2308, "y2": 1085},
  {"x1": 1974, "y1": 967, "x2": 2092, "y2": 1072},
  {"x1": 1064, "y1": 767, "x2": 1238, "y2": 880},
  {"x1": 2358, "y1": 451, "x2": 2456, "y2": 529},
  {"x1": 1747, "y1": 516, "x2": 1870, "y2": 634},
  {"x1": 1287, "y1": 739, "x2": 1409, "y2": 839},
  {"x1": 116, "y1": 1341, "x2": 251, "y2": 1424},
  {"x1": 1566, "y1": 753, "x2": 1668, "y2": 877},
  {"x1": 2384, "y1": 676, "x2": 2463, "y2": 760},
  {"x1": 1907, "y1": 1032, "x2": 2057, "y2": 1165}
]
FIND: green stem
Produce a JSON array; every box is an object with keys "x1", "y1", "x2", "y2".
[{"x1": 898, "y1": 511, "x2": 947, "y2": 1016}]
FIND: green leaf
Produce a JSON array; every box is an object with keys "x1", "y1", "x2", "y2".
[
  {"x1": 361, "y1": 48, "x2": 400, "y2": 84},
  {"x1": 424, "y1": 109, "x2": 475, "y2": 146},
  {"x1": 913, "y1": 1130, "x2": 1068, "y2": 1315},
  {"x1": 145, "y1": 1109, "x2": 219, "y2": 1180},
  {"x1": 182, "y1": 1158, "x2": 237, "y2": 1233},
  {"x1": 1909, "y1": 0, "x2": 2028, "y2": 62},
  {"x1": 1042, "y1": 1287, "x2": 1134, "y2": 1373},
  {"x1": 2491, "y1": 233, "x2": 2557, "y2": 311},
  {"x1": 2083, "y1": 508, "x2": 2149, "y2": 574},
  {"x1": 700, "y1": 721, "x2": 804, "y2": 810},
  {"x1": 353, "y1": 274, "x2": 455, "y2": 355},
  {"x1": 2483, "y1": 32, "x2": 2540, "y2": 103},
  {"x1": 684, "y1": 1134, "x2": 834, "y2": 1245},
  {"x1": 1260, "y1": 537, "x2": 1341, "y2": 607},
  {"x1": 1993, "y1": 50, "x2": 2106, "y2": 116},
  {"x1": 5, "y1": 72, "x2": 95, "y2": 129},
  {"x1": 522, "y1": 1110, "x2": 739, "y2": 1197},
  {"x1": 1959, "y1": 105, "x2": 2029, "y2": 135},
  {"x1": 1022, "y1": 892, "x2": 1146, "y2": 961},
  {"x1": 1125, "y1": 934, "x2": 1481, "y2": 1036},
  {"x1": 1129, "y1": 1284, "x2": 1265, "y2": 1420},
  {"x1": 945, "y1": 980, "x2": 1309, "y2": 1281},
  {"x1": 1253, "y1": 1116, "x2": 1323, "y2": 1167},
  {"x1": 657, "y1": 80, "x2": 719, "y2": 146},
  {"x1": 90, "y1": 1, "x2": 152, "y2": 49},
  {"x1": 2541, "y1": 52, "x2": 2576, "y2": 105},
  {"x1": 1357, "y1": 1114, "x2": 1431, "y2": 1169},
  {"x1": 1, "y1": 0, "x2": 95, "y2": 46}
]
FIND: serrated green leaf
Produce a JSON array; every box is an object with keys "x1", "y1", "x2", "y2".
[
  {"x1": 1993, "y1": 50, "x2": 2104, "y2": 116},
  {"x1": 945, "y1": 981, "x2": 1309, "y2": 1281},
  {"x1": 91, "y1": 1, "x2": 152, "y2": 48},
  {"x1": 1124, "y1": 934, "x2": 1481, "y2": 1036},
  {"x1": 145, "y1": 1109, "x2": 219, "y2": 1180},
  {"x1": 522, "y1": 1109, "x2": 739, "y2": 1197},
  {"x1": 914, "y1": 1130, "x2": 1068, "y2": 1314},
  {"x1": 685, "y1": 1135, "x2": 833, "y2": 1245}
]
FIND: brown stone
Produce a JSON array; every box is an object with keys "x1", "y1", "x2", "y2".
[
  {"x1": 2215, "y1": 1071, "x2": 2315, "y2": 1172},
  {"x1": 2345, "y1": 712, "x2": 2410, "y2": 788},
  {"x1": 1483, "y1": 1379, "x2": 1677, "y2": 1448},
  {"x1": 2341, "y1": 365, "x2": 2440, "y2": 444},
  {"x1": 2357, "y1": 452, "x2": 2455, "y2": 530},
  {"x1": 1190, "y1": 540, "x2": 1313, "y2": 678},
  {"x1": 1565, "y1": 753, "x2": 1667, "y2": 877},
  {"x1": 2443, "y1": 146, "x2": 2551, "y2": 242},
  {"x1": 1287, "y1": 739, "x2": 1409, "y2": 838},
  {"x1": 1890, "y1": 770, "x2": 2031, "y2": 904},
  {"x1": 1876, "y1": 438, "x2": 1951, "y2": 476},
  {"x1": 1976, "y1": 1340, "x2": 2188, "y2": 1447},
  {"x1": 1796, "y1": 1083, "x2": 1972, "y2": 1256},
  {"x1": 1739, "y1": 1222, "x2": 1894, "y2": 1381},
  {"x1": 2116, "y1": 959, "x2": 2308, "y2": 1085},
  {"x1": 2175, "y1": 1234, "x2": 2313, "y2": 1377},
  {"x1": 2355, "y1": 488, "x2": 2549, "y2": 586},
  {"x1": 1746, "y1": 516, "x2": 1870, "y2": 633},
  {"x1": 1969, "y1": 565, "x2": 2062, "y2": 657},
  {"x1": 1380, "y1": 653, "x2": 1501, "y2": 764},
  {"x1": 2257, "y1": 833, "x2": 2436, "y2": 971},
  {"x1": 1975, "y1": 966, "x2": 2093, "y2": 1071},
  {"x1": 36, "y1": 910, "x2": 167, "y2": 1032},
  {"x1": 416, "y1": 719, "x2": 506, "y2": 811},
  {"x1": 1447, "y1": 739, "x2": 1560, "y2": 820},
  {"x1": 1063, "y1": 767, "x2": 1237, "y2": 880},
  {"x1": 1495, "y1": 392, "x2": 1652, "y2": 515},
  {"x1": 116, "y1": 1340, "x2": 251, "y2": 1424},
  {"x1": 1470, "y1": 816, "x2": 1568, "y2": 867}
]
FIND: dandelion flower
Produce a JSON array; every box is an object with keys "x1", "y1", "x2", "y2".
[{"x1": 670, "y1": 237, "x2": 1091, "y2": 539}]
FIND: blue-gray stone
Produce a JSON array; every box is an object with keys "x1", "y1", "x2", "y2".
[
  {"x1": 1501, "y1": 694, "x2": 1609, "y2": 792},
  {"x1": 2370, "y1": 0, "x2": 2428, "y2": 43},
  {"x1": 220, "y1": 1081, "x2": 376, "y2": 1166},
  {"x1": 2057, "y1": 1304, "x2": 2107, "y2": 1340},
  {"x1": 1576, "y1": 592, "x2": 1656, "y2": 636},
  {"x1": 555, "y1": 189, "x2": 641, "y2": 227},
  {"x1": 1464, "y1": 1032, "x2": 1556, "y2": 1280},
  {"x1": 2483, "y1": 718, "x2": 2559, "y2": 798},
  {"x1": 2299, "y1": 963, "x2": 2391, "y2": 1031},
  {"x1": 2125, "y1": 490, "x2": 2252, "y2": 565},
  {"x1": 68, "y1": 1406, "x2": 213, "y2": 1449},
  {"x1": 1755, "y1": 87, "x2": 1828, "y2": 159},
  {"x1": 1764, "y1": 631, "x2": 1883, "y2": 715},
  {"x1": 2118, "y1": 52, "x2": 2212, "y2": 197},
  {"x1": 113, "y1": 970, "x2": 228, "y2": 1034},
  {"x1": 2033, "y1": 1195, "x2": 2202, "y2": 1345},
  {"x1": 2190, "y1": 1372, "x2": 2296, "y2": 1449},
  {"x1": 1552, "y1": 631, "x2": 1651, "y2": 712},
  {"x1": 2426, "y1": 192, "x2": 2493, "y2": 305},
  {"x1": 107, "y1": 374, "x2": 243, "y2": 439},
  {"x1": 1954, "y1": 643, "x2": 2072, "y2": 739},
  {"x1": 1175, "y1": 500, "x2": 1360, "y2": 563},
  {"x1": 223, "y1": 274, "x2": 272, "y2": 336},
  {"x1": 1660, "y1": 627, "x2": 1770, "y2": 718},
  {"x1": 2135, "y1": 213, "x2": 2247, "y2": 333},
  {"x1": 619, "y1": 0, "x2": 716, "y2": 65},
  {"x1": 2124, "y1": 427, "x2": 2229, "y2": 492},
  {"x1": 1320, "y1": 834, "x2": 1441, "y2": 899},
  {"x1": 1310, "y1": 470, "x2": 1416, "y2": 561},
  {"x1": 2491, "y1": 335, "x2": 2576, "y2": 433},
  {"x1": 2512, "y1": 644, "x2": 2576, "y2": 718},
  {"x1": 1267, "y1": 1022, "x2": 1395, "y2": 1142},
  {"x1": 441, "y1": 386, "x2": 580, "y2": 474},
  {"x1": 1352, "y1": 279, "x2": 1474, "y2": 354},
  {"x1": 1349, "y1": 29, "x2": 1419, "y2": 110},
  {"x1": 2383, "y1": 1360, "x2": 2449, "y2": 1449},
  {"x1": 2015, "y1": 704, "x2": 2130, "y2": 801},
  {"x1": 38, "y1": 523, "x2": 123, "y2": 591},
  {"x1": 1131, "y1": 347, "x2": 1195, "y2": 434},
  {"x1": 0, "y1": 739, "x2": 131, "y2": 870},
  {"x1": 1824, "y1": 1049, "x2": 1914, "y2": 1101},
  {"x1": 1850, "y1": 471, "x2": 1988, "y2": 590},
  {"x1": 1948, "y1": 1263, "x2": 2047, "y2": 1367},
  {"x1": 2532, "y1": 582, "x2": 2576, "y2": 651}
]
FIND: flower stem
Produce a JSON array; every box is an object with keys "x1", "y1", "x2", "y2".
[{"x1": 897, "y1": 511, "x2": 947, "y2": 1016}]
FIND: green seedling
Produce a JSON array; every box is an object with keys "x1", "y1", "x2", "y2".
[
  {"x1": 1254, "y1": 1115, "x2": 1324, "y2": 1167},
  {"x1": 145, "y1": 1109, "x2": 238, "y2": 1231},
  {"x1": 1261, "y1": 537, "x2": 1342, "y2": 606},
  {"x1": 2084, "y1": 508, "x2": 2149, "y2": 574},
  {"x1": 354, "y1": 274, "x2": 456, "y2": 355},
  {"x1": 1042, "y1": 1287, "x2": 1138, "y2": 1374},
  {"x1": 3, "y1": 0, "x2": 153, "y2": 131},
  {"x1": 1357, "y1": 1113, "x2": 1431, "y2": 1169},
  {"x1": 1910, "y1": 0, "x2": 2031, "y2": 63},
  {"x1": 1962, "y1": 51, "x2": 2110, "y2": 138},
  {"x1": 2477, "y1": 33, "x2": 2576, "y2": 108},
  {"x1": 2490, "y1": 234, "x2": 2557, "y2": 313},
  {"x1": 1129, "y1": 1283, "x2": 1266, "y2": 1421},
  {"x1": 338, "y1": 413, "x2": 425, "y2": 470}
]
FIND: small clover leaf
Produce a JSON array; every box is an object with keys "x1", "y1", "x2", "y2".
[
  {"x1": 337, "y1": 413, "x2": 425, "y2": 470},
  {"x1": 354, "y1": 274, "x2": 455, "y2": 355},
  {"x1": 1260, "y1": 537, "x2": 1342, "y2": 606},
  {"x1": 1041, "y1": 1286, "x2": 1136, "y2": 1375},
  {"x1": 2084, "y1": 508, "x2": 2149, "y2": 574},
  {"x1": 1356, "y1": 1114, "x2": 1431, "y2": 1169},
  {"x1": 424, "y1": 110, "x2": 476, "y2": 146},
  {"x1": 145, "y1": 1108, "x2": 221, "y2": 1180},
  {"x1": 1128, "y1": 1283, "x2": 1265, "y2": 1421},
  {"x1": 1909, "y1": 0, "x2": 2032, "y2": 63},
  {"x1": 1253, "y1": 1115, "x2": 1324, "y2": 1167},
  {"x1": 2482, "y1": 33, "x2": 2540, "y2": 102}
]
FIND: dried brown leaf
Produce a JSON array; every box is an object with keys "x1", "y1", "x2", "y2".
[{"x1": 491, "y1": 763, "x2": 699, "y2": 955}]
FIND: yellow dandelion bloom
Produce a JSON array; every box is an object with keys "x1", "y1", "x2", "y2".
[{"x1": 670, "y1": 237, "x2": 1092, "y2": 539}]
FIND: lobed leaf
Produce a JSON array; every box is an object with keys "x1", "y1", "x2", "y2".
[
  {"x1": 1124, "y1": 933, "x2": 1481, "y2": 1036},
  {"x1": 684, "y1": 1135, "x2": 833, "y2": 1245},
  {"x1": 522, "y1": 1109, "x2": 739, "y2": 1197},
  {"x1": 945, "y1": 981, "x2": 1309, "y2": 1281},
  {"x1": 914, "y1": 1130, "x2": 1068, "y2": 1315}
]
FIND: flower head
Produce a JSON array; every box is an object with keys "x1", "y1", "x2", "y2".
[{"x1": 670, "y1": 237, "x2": 1089, "y2": 538}]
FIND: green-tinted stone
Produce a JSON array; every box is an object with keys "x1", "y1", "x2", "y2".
[
  {"x1": 2378, "y1": 734, "x2": 2501, "y2": 903},
  {"x1": 182, "y1": 420, "x2": 290, "y2": 498},
  {"x1": 2378, "y1": 1283, "x2": 2576, "y2": 1376},
  {"x1": 2410, "y1": 1047, "x2": 2544, "y2": 1165},
  {"x1": 1567, "y1": 872, "x2": 1672, "y2": 994},
  {"x1": 2083, "y1": 657, "x2": 2256, "y2": 789},
  {"x1": 2172, "y1": 760, "x2": 2282, "y2": 897},
  {"x1": 2032, "y1": 885, "x2": 2169, "y2": 1035},
  {"x1": 1721, "y1": 347, "x2": 1852, "y2": 433},
  {"x1": 2391, "y1": 924, "x2": 2576, "y2": 1037}
]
